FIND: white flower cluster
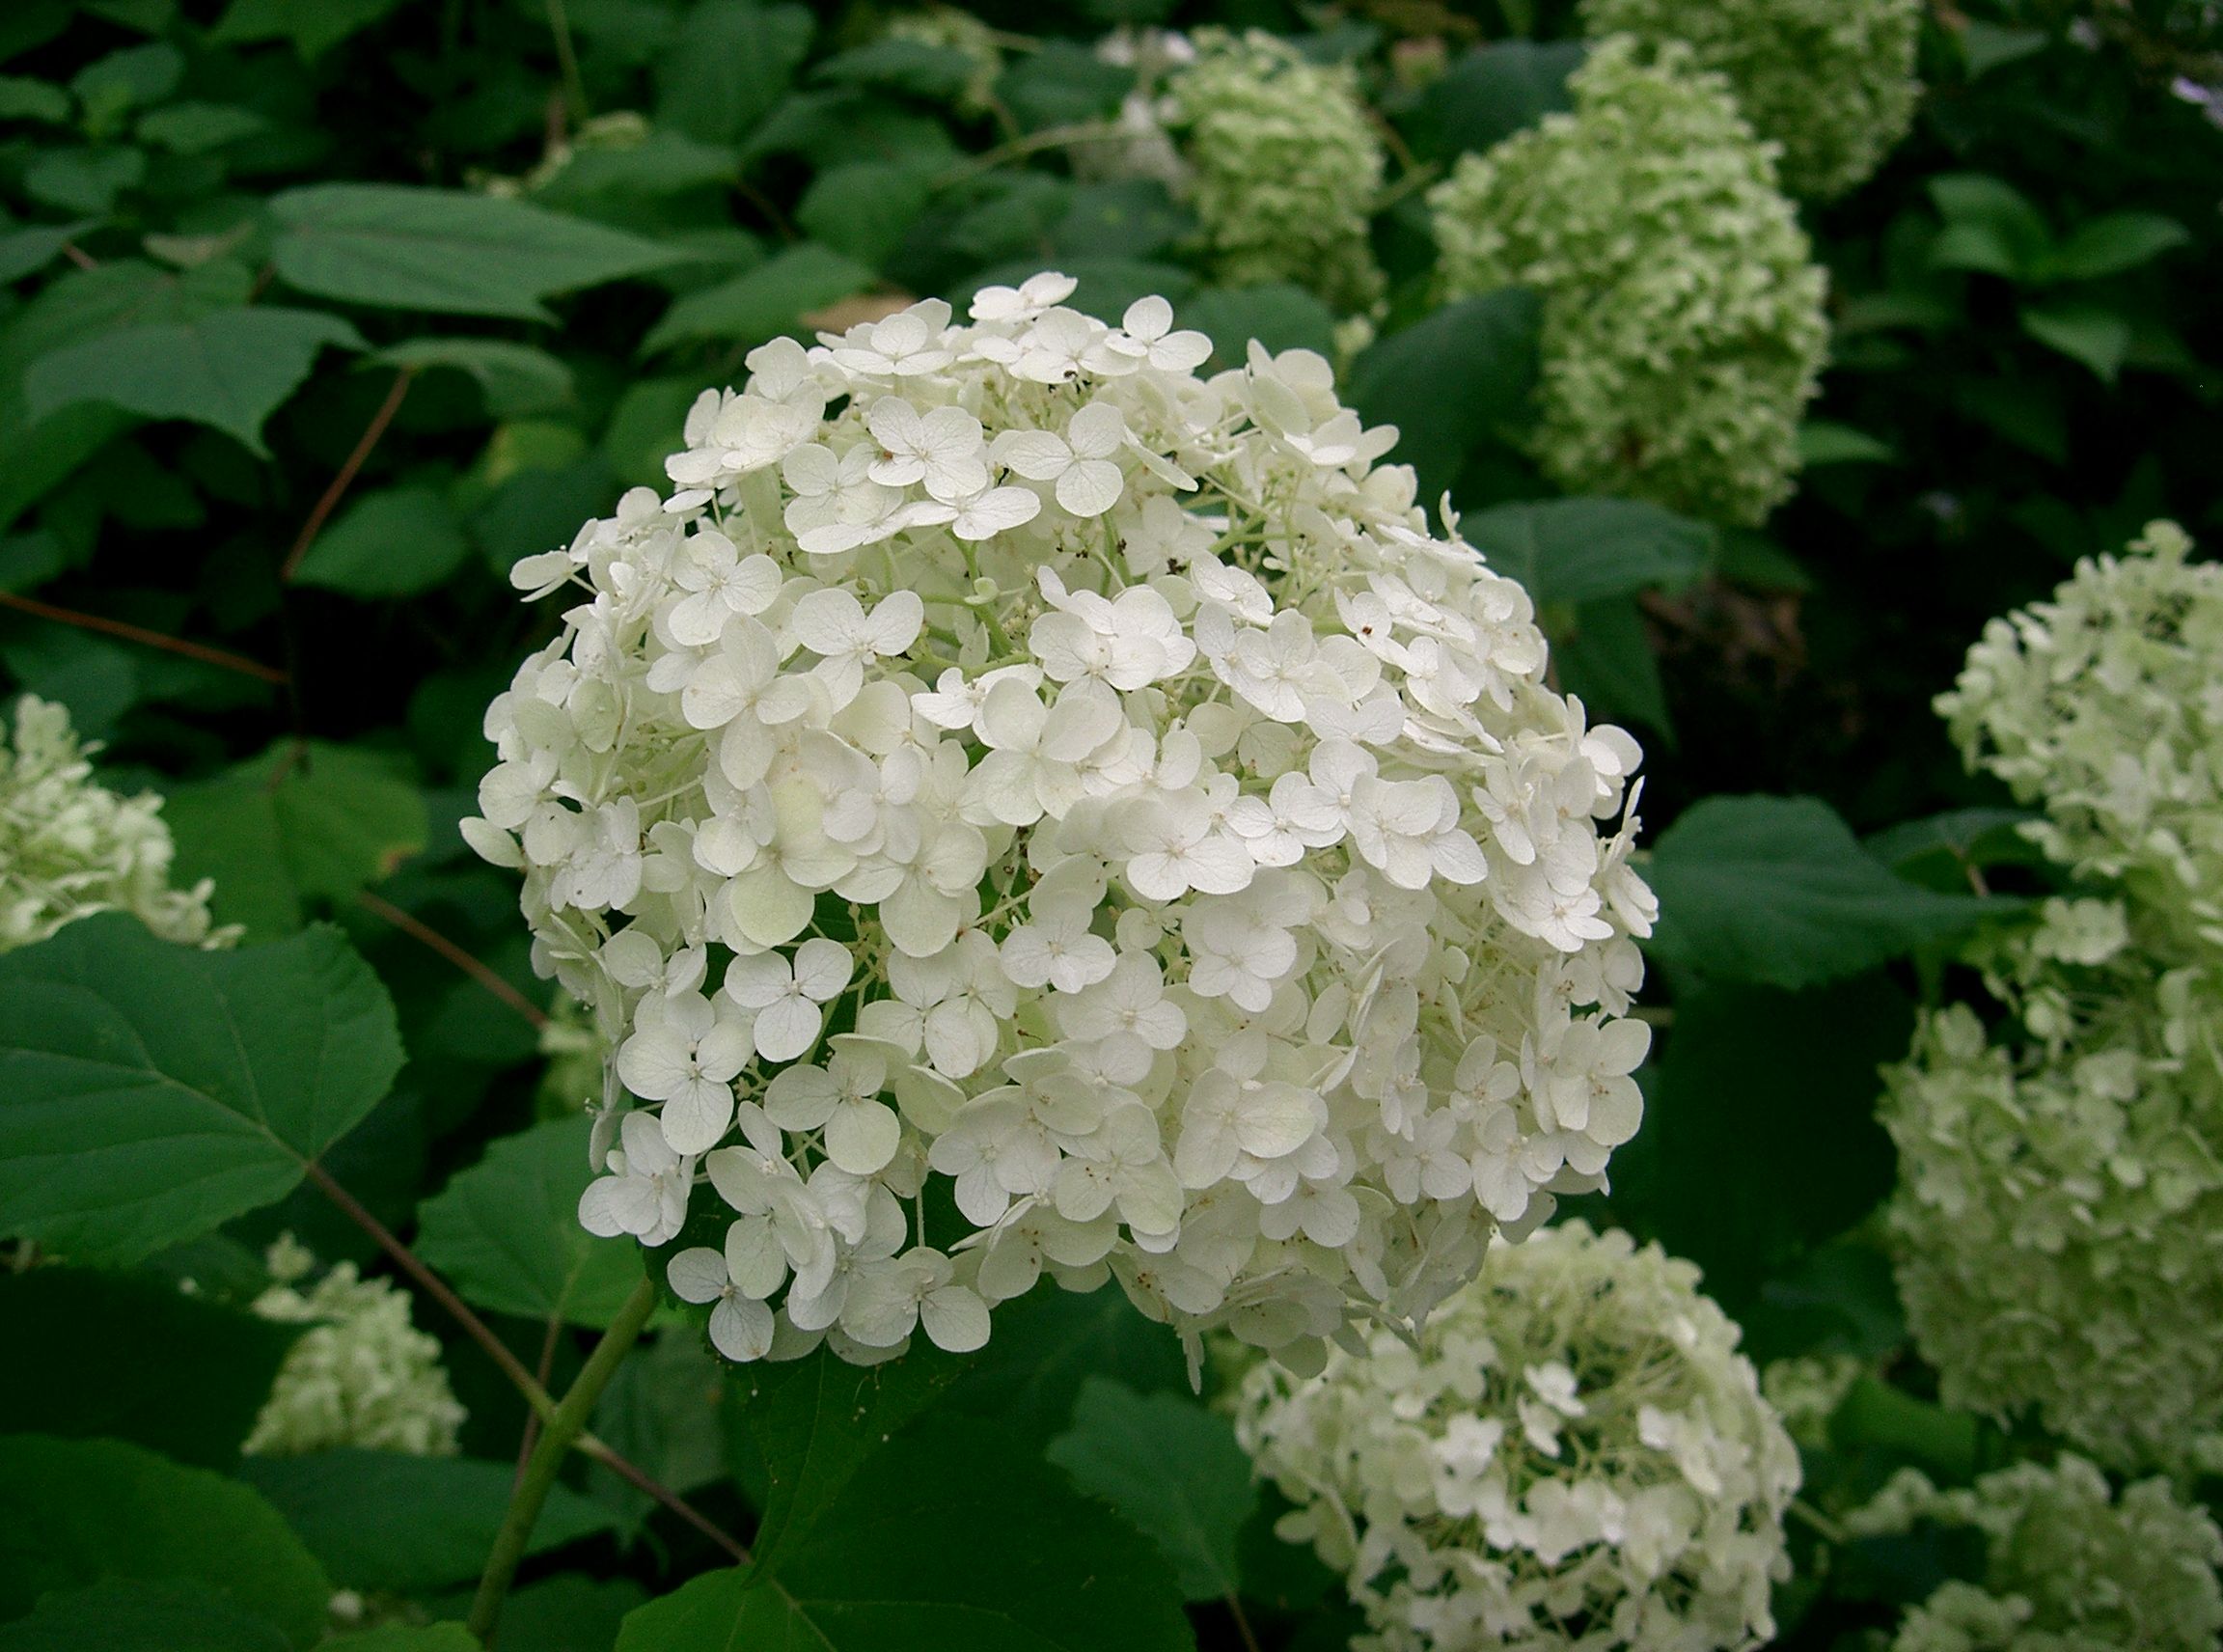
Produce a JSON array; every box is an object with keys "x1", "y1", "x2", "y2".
[
  {"x1": 1845, "y1": 1455, "x2": 2223, "y2": 1652},
  {"x1": 242, "y1": 1236, "x2": 466, "y2": 1459},
  {"x1": 1938, "y1": 520, "x2": 2223, "y2": 955},
  {"x1": 466, "y1": 275, "x2": 1658, "y2": 1373},
  {"x1": 0, "y1": 694, "x2": 229, "y2": 953},
  {"x1": 1882, "y1": 523, "x2": 2223, "y2": 1473},
  {"x1": 1233, "y1": 1222, "x2": 1798, "y2": 1651}
]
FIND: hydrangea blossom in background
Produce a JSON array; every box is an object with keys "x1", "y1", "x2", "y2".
[
  {"x1": 466, "y1": 275, "x2": 1658, "y2": 1373},
  {"x1": 1882, "y1": 523, "x2": 2223, "y2": 1473},
  {"x1": 1233, "y1": 1222, "x2": 1798, "y2": 1651},
  {"x1": 1160, "y1": 30, "x2": 1386, "y2": 312},
  {"x1": 1578, "y1": 0, "x2": 1922, "y2": 200},
  {"x1": 0, "y1": 694, "x2": 230, "y2": 953},
  {"x1": 1429, "y1": 37, "x2": 1827, "y2": 528},
  {"x1": 242, "y1": 1236, "x2": 466, "y2": 1459},
  {"x1": 1845, "y1": 1455, "x2": 2223, "y2": 1652}
]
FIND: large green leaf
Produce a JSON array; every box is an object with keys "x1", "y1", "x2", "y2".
[
  {"x1": 165, "y1": 739, "x2": 427, "y2": 939},
  {"x1": 2018, "y1": 301, "x2": 2131, "y2": 383},
  {"x1": 417, "y1": 1116, "x2": 644, "y2": 1330},
  {"x1": 269, "y1": 185, "x2": 680, "y2": 319},
  {"x1": 20, "y1": 307, "x2": 361, "y2": 458},
  {"x1": 1467, "y1": 497, "x2": 1713, "y2": 610},
  {"x1": 211, "y1": 0, "x2": 403, "y2": 58},
  {"x1": 237, "y1": 1451, "x2": 618, "y2": 1592},
  {"x1": 641, "y1": 242, "x2": 872, "y2": 353},
  {"x1": 289, "y1": 483, "x2": 472, "y2": 598},
  {"x1": 1413, "y1": 40, "x2": 1583, "y2": 160},
  {"x1": 0, "y1": 916, "x2": 403, "y2": 1266},
  {"x1": 588, "y1": 1332, "x2": 727, "y2": 1540},
  {"x1": 795, "y1": 163, "x2": 935, "y2": 267},
  {"x1": 1346, "y1": 290, "x2": 1542, "y2": 505},
  {"x1": 0, "y1": 1580, "x2": 290, "y2": 1652},
  {"x1": 1048, "y1": 1379, "x2": 1255, "y2": 1602},
  {"x1": 2034, "y1": 211, "x2": 2190, "y2": 284},
  {"x1": 0, "y1": 1266, "x2": 298, "y2": 1469},
  {"x1": 371, "y1": 339, "x2": 575, "y2": 418},
  {"x1": 1644, "y1": 795, "x2": 1992, "y2": 990},
  {"x1": 0, "y1": 1434, "x2": 330, "y2": 1647},
  {"x1": 1180, "y1": 284, "x2": 1337, "y2": 371},
  {"x1": 1606, "y1": 974, "x2": 1910, "y2": 1313},
  {"x1": 618, "y1": 1410, "x2": 1193, "y2": 1651},
  {"x1": 654, "y1": 1, "x2": 813, "y2": 145},
  {"x1": 939, "y1": 1283, "x2": 1188, "y2": 1448}
]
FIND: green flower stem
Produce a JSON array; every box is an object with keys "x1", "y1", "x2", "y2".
[{"x1": 468, "y1": 1275, "x2": 659, "y2": 1644}]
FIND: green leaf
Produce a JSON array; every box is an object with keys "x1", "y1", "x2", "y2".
[
  {"x1": 1414, "y1": 40, "x2": 1582, "y2": 159},
  {"x1": 136, "y1": 101, "x2": 268, "y2": 152},
  {"x1": 2019, "y1": 301, "x2": 2132, "y2": 382},
  {"x1": 269, "y1": 185, "x2": 681, "y2": 320},
  {"x1": 1053, "y1": 180, "x2": 1194, "y2": 262},
  {"x1": 0, "y1": 916, "x2": 403, "y2": 1266},
  {"x1": 2039, "y1": 211, "x2": 2191, "y2": 284},
  {"x1": 238, "y1": 1451, "x2": 618, "y2": 1592},
  {"x1": 1606, "y1": 974, "x2": 1910, "y2": 1313},
  {"x1": 618, "y1": 1412, "x2": 1193, "y2": 1652},
  {"x1": 418, "y1": 1115, "x2": 644, "y2": 1329},
  {"x1": 0, "y1": 1266, "x2": 298, "y2": 1469},
  {"x1": 1798, "y1": 421, "x2": 1898, "y2": 466},
  {"x1": 533, "y1": 130, "x2": 740, "y2": 207},
  {"x1": 602, "y1": 377, "x2": 702, "y2": 488},
  {"x1": 1864, "y1": 807, "x2": 2045, "y2": 893},
  {"x1": 0, "y1": 1580, "x2": 290, "y2": 1652},
  {"x1": 589, "y1": 1332, "x2": 727, "y2": 1540},
  {"x1": 0, "y1": 1434, "x2": 330, "y2": 1647},
  {"x1": 641, "y1": 242, "x2": 872, "y2": 353},
  {"x1": 22, "y1": 308, "x2": 364, "y2": 458},
  {"x1": 813, "y1": 36, "x2": 981, "y2": 100},
  {"x1": 490, "y1": 1578, "x2": 646, "y2": 1652},
  {"x1": 22, "y1": 148, "x2": 146, "y2": 216},
  {"x1": 655, "y1": 1, "x2": 813, "y2": 145},
  {"x1": 1926, "y1": 174, "x2": 2050, "y2": 276},
  {"x1": 939, "y1": 1283, "x2": 1190, "y2": 1448},
  {"x1": 1829, "y1": 1378, "x2": 1983, "y2": 1482},
  {"x1": 166, "y1": 740, "x2": 427, "y2": 939},
  {"x1": 211, "y1": 0, "x2": 404, "y2": 58},
  {"x1": 0, "y1": 219, "x2": 96, "y2": 284},
  {"x1": 289, "y1": 483, "x2": 472, "y2": 597},
  {"x1": 70, "y1": 42, "x2": 181, "y2": 117},
  {"x1": 794, "y1": 164, "x2": 934, "y2": 268},
  {"x1": 1957, "y1": 20, "x2": 2049, "y2": 79},
  {"x1": 1346, "y1": 290, "x2": 1542, "y2": 504},
  {"x1": 324, "y1": 1629, "x2": 481, "y2": 1652},
  {"x1": 1467, "y1": 497, "x2": 1712, "y2": 609},
  {"x1": 372, "y1": 339, "x2": 575, "y2": 418},
  {"x1": 1048, "y1": 1379, "x2": 1255, "y2": 1602},
  {"x1": 1645, "y1": 795, "x2": 1993, "y2": 990},
  {"x1": 1553, "y1": 595, "x2": 1673, "y2": 738},
  {"x1": 0, "y1": 75, "x2": 70, "y2": 123},
  {"x1": 1177, "y1": 284, "x2": 1336, "y2": 370}
]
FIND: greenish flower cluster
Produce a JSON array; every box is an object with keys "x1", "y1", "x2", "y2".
[
  {"x1": 1844, "y1": 1455, "x2": 2223, "y2": 1651},
  {"x1": 1234, "y1": 1222, "x2": 1799, "y2": 1651},
  {"x1": 1881, "y1": 524, "x2": 2223, "y2": 1473},
  {"x1": 0, "y1": 694, "x2": 227, "y2": 953},
  {"x1": 1428, "y1": 37, "x2": 1828, "y2": 527},
  {"x1": 885, "y1": 7, "x2": 1005, "y2": 120},
  {"x1": 243, "y1": 1236, "x2": 466, "y2": 1460},
  {"x1": 1577, "y1": 0, "x2": 1922, "y2": 200},
  {"x1": 1164, "y1": 29, "x2": 1386, "y2": 311}
]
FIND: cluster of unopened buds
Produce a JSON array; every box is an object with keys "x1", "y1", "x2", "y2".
[{"x1": 468, "y1": 272, "x2": 1658, "y2": 1372}]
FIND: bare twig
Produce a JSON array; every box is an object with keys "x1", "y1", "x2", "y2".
[
  {"x1": 281, "y1": 367, "x2": 417, "y2": 584},
  {"x1": 0, "y1": 590, "x2": 288, "y2": 685},
  {"x1": 356, "y1": 891, "x2": 549, "y2": 1031}
]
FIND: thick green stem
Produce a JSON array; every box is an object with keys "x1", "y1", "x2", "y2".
[{"x1": 467, "y1": 1276, "x2": 658, "y2": 1644}]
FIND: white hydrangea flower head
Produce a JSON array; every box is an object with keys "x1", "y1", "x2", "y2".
[
  {"x1": 0, "y1": 694, "x2": 232, "y2": 953},
  {"x1": 1884, "y1": 524, "x2": 2223, "y2": 1473},
  {"x1": 1938, "y1": 520, "x2": 2223, "y2": 954},
  {"x1": 466, "y1": 278, "x2": 1659, "y2": 1373},
  {"x1": 1088, "y1": 28, "x2": 1386, "y2": 311},
  {"x1": 1845, "y1": 1455, "x2": 2223, "y2": 1652},
  {"x1": 1578, "y1": 0, "x2": 1923, "y2": 200},
  {"x1": 243, "y1": 1235, "x2": 466, "y2": 1459},
  {"x1": 1428, "y1": 37, "x2": 1828, "y2": 527},
  {"x1": 1232, "y1": 1222, "x2": 1798, "y2": 1651}
]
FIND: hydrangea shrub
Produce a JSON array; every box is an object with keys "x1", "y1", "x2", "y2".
[
  {"x1": 1578, "y1": 0, "x2": 1923, "y2": 200},
  {"x1": 1429, "y1": 37, "x2": 1828, "y2": 528},
  {"x1": 0, "y1": 695, "x2": 228, "y2": 952},
  {"x1": 466, "y1": 276, "x2": 1658, "y2": 1374},
  {"x1": 1846, "y1": 1455, "x2": 2223, "y2": 1652},
  {"x1": 1162, "y1": 30, "x2": 1387, "y2": 312},
  {"x1": 242, "y1": 1236, "x2": 467, "y2": 1459},
  {"x1": 1233, "y1": 1221, "x2": 1799, "y2": 1651},
  {"x1": 1881, "y1": 523, "x2": 2223, "y2": 1472}
]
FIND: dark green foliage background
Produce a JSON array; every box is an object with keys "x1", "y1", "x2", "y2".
[{"x1": 0, "y1": 0, "x2": 2216, "y2": 1647}]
